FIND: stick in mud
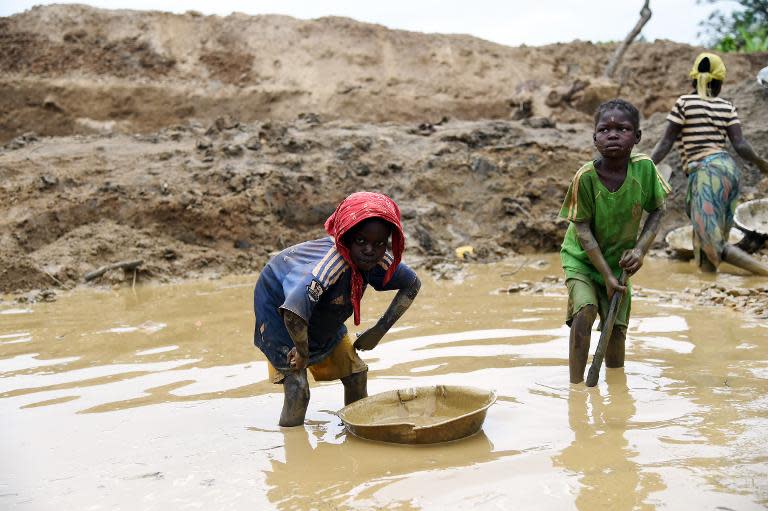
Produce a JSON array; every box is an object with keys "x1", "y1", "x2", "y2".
[
  {"x1": 84, "y1": 259, "x2": 144, "y2": 282},
  {"x1": 585, "y1": 270, "x2": 628, "y2": 387},
  {"x1": 604, "y1": 0, "x2": 652, "y2": 79}
]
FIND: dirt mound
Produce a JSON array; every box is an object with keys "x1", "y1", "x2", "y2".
[
  {"x1": 2, "y1": 107, "x2": 766, "y2": 296},
  {"x1": 0, "y1": 5, "x2": 767, "y2": 301},
  {"x1": 0, "y1": 115, "x2": 595, "y2": 293},
  {"x1": 1, "y1": 5, "x2": 765, "y2": 143}
]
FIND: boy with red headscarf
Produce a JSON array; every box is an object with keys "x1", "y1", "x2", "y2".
[{"x1": 253, "y1": 191, "x2": 421, "y2": 426}]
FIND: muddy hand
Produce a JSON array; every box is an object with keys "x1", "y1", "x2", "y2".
[
  {"x1": 606, "y1": 275, "x2": 627, "y2": 300},
  {"x1": 287, "y1": 347, "x2": 308, "y2": 370},
  {"x1": 354, "y1": 326, "x2": 385, "y2": 351},
  {"x1": 619, "y1": 248, "x2": 643, "y2": 275}
]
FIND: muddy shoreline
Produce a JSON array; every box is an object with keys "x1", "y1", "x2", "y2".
[{"x1": 2, "y1": 114, "x2": 768, "y2": 317}]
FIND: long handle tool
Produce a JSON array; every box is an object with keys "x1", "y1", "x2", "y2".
[{"x1": 585, "y1": 270, "x2": 628, "y2": 387}]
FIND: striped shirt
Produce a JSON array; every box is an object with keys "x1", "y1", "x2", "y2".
[
  {"x1": 253, "y1": 236, "x2": 417, "y2": 369},
  {"x1": 666, "y1": 94, "x2": 740, "y2": 168}
]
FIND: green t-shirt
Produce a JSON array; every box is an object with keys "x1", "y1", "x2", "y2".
[{"x1": 559, "y1": 153, "x2": 670, "y2": 284}]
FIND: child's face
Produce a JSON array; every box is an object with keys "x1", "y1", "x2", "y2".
[
  {"x1": 593, "y1": 109, "x2": 641, "y2": 160},
  {"x1": 346, "y1": 219, "x2": 391, "y2": 272}
]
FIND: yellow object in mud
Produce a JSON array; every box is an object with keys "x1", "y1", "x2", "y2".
[{"x1": 455, "y1": 245, "x2": 474, "y2": 259}]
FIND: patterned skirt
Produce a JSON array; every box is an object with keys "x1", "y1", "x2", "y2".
[{"x1": 686, "y1": 152, "x2": 740, "y2": 267}]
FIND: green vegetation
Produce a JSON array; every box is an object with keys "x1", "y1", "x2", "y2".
[{"x1": 699, "y1": 0, "x2": 768, "y2": 52}]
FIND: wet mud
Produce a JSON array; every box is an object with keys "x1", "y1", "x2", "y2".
[{"x1": 2, "y1": 258, "x2": 767, "y2": 510}]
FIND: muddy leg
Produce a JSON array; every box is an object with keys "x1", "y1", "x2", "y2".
[
  {"x1": 735, "y1": 232, "x2": 767, "y2": 254},
  {"x1": 279, "y1": 369, "x2": 310, "y2": 427},
  {"x1": 722, "y1": 245, "x2": 768, "y2": 276},
  {"x1": 341, "y1": 370, "x2": 368, "y2": 406},
  {"x1": 605, "y1": 326, "x2": 627, "y2": 368},
  {"x1": 700, "y1": 255, "x2": 717, "y2": 273},
  {"x1": 570, "y1": 305, "x2": 597, "y2": 384}
]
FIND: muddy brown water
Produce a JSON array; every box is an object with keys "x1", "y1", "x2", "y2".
[{"x1": 1, "y1": 255, "x2": 767, "y2": 510}]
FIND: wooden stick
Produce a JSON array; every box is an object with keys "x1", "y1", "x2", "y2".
[
  {"x1": 585, "y1": 270, "x2": 628, "y2": 387},
  {"x1": 84, "y1": 259, "x2": 143, "y2": 282},
  {"x1": 44, "y1": 271, "x2": 64, "y2": 287},
  {"x1": 604, "y1": 0, "x2": 651, "y2": 79}
]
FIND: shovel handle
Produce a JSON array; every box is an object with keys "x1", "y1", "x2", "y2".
[{"x1": 585, "y1": 270, "x2": 628, "y2": 387}]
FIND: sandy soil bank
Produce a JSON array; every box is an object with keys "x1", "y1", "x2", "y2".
[{"x1": 1, "y1": 5, "x2": 767, "y2": 317}]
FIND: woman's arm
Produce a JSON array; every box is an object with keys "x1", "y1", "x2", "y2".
[
  {"x1": 726, "y1": 124, "x2": 768, "y2": 175},
  {"x1": 651, "y1": 121, "x2": 682, "y2": 165},
  {"x1": 574, "y1": 222, "x2": 626, "y2": 298},
  {"x1": 354, "y1": 276, "x2": 421, "y2": 351}
]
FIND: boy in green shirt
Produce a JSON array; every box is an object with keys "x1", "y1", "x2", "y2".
[{"x1": 560, "y1": 99, "x2": 670, "y2": 384}]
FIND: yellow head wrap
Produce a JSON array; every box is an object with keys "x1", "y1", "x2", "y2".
[{"x1": 689, "y1": 52, "x2": 726, "y2": 97}]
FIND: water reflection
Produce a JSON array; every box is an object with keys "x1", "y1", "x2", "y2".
[
  {"x1": 2, "y1": 259, "x2": 768, "y2": 509},
  {"x1": 554, "y1": 370, "x2": 664, "y2": 510},
  {"x1": 643, "y1": 308, "x2": 768, "y2": 507},
  {"x1": 263, "y1": 420, "x2": 518, "y2": 510}
]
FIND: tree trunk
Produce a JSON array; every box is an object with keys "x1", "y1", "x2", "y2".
[{"x1": 604, "y1": 0, "x2": 652, "y2": 79}]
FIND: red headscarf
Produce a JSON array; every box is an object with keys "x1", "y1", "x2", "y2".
[{"x1": 324, "y1": 191, "x2": 405, "y2": 325}]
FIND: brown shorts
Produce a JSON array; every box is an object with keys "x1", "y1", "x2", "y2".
[
  {"x1": 267, "y1": 333, "x2": 368, "y2": 384},
  {"x1": 565, "y1": 273, "x2": 631, "y2": 330}
]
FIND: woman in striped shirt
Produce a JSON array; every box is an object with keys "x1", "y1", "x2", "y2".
[{"x1": 651, "y1": 52, "x2": 768, "y2": 275}]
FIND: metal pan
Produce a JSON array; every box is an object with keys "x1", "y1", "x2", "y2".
[
  {"x1": 665, "y1": 224, "x2": 744, "y2": 259},
  {"x1": 735, "y1": 198, "x2": 768, "y2": 238},
  {"x1": 338, "y1": 385, "x2": 496, "y2": 444}
]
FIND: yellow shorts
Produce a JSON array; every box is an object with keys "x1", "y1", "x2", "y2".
[{"x1": 267, "y1": 334, "x2": 368, "y2": 384}]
